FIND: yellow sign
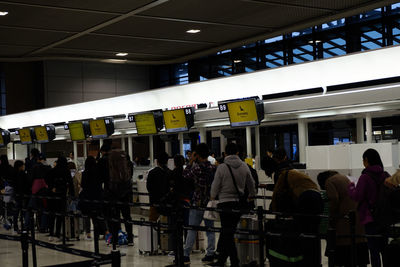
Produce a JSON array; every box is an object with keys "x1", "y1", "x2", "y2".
[
  {"x1": 135, "y1": 113, "x2": 157, "y2": 135},
  {"x1": 163, "y1": 109, "x2": 187, "y2": 133},
  {"x1": 34, "y1": 126, "x2": 49, "y2": 143},
  {"x1": 90, "y1": 119, "x2": 107, "y2": 138},
  {"x1": 19, "y1": 128, "x2": 32, "y2": 144},
  {"x1": 227, "y1": 99, "x2": 258, "y2": 127},
  {"x1": 69, "y1": 122, "x2": 86, "y2": 141},
  {"x1": 0, "y1": 133, "x2": 3, "y2": 146}
]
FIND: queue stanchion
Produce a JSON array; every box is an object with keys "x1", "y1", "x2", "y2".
[
  {"x1": 29, "y1": 211, "x2": 37, "y2": 267},
  {"x1": 93, "y1": 215, "x2": 100, "y2": 256},
  {"x1": 349, "y1": 210, "x2": 356, "y2": 267},
  {"x1": 327, "y1": 228, "x2": 336, "y2": 267},
  {"x1": 111, "y1": 249, "x2": 121, "y2": 267},
  {"x1": 257, "y1": 206, "x2": 265, "y2": 267},
  {"x1": 21, "y1": 230, "x2": 29, "y2": 267},
  {"x1": 175, "y1": 206, "x2": 185, "y2": 267}
]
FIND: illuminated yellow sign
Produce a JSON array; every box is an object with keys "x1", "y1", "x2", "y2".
[
  {"x1": 135, "y1": 113, "x2": 157, "y2": 135},
  {"x1": 69, "y1": 122, "x2": 86, "y2": 141},
  {"x1": 19, "y1": 128, "x2": 32, "y2": 144},
  {"x1": 227, "y1": 100, "x2": 258, "y2": 127},
  {"x1": 90, "y1": 119, "x2": 107, "y2": 138},
  {"x1": 0, "y1": 133, "x2": 3, "y2": 146},
  {"x1": 34, "y1": 126, "x2": 49, "y2": 143},
  {"x1": 163, "y1": 109, "x2": 187, "y2": 133}
]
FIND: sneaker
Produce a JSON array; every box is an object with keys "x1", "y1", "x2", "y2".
[
  {"x1": 105, "y1": 233, "x2": 112, "y2": 245},
  {"x1": 168, "y1": 251, "x2": 175, "y2": 257},
  {"x1": 201, "y1": 255, "x2": 215, "y2": 263},
  {"x1": 48, "y1": 236, "x2": 54, "y2": 242},
  {"x1": 183, "y1": 256, "x2": 190, "y2": 265},
  {"x1": 84, "y1": 235, "x2": 92, "y2": 241}
]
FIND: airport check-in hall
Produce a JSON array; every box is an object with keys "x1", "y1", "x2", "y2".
[{"x1": 1, "y1": 1, "x2": 400, "y2": 267}]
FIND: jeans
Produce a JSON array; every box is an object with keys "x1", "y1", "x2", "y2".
[{"x1": 184, "y1": 209, "x2": 215, "y2": 257}]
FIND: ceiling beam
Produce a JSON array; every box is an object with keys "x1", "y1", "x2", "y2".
[
  {"x1": 240, "y1": 0, "x2": 336, "y2": 12},
  {"x1": 26, "y1": 0, "x2": 170, "y2": 56}
]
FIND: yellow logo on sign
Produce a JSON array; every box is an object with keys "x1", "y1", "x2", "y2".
[
  {"x1": 34, "y1": 126, "x2": 49, "y2": 142},
  {"x1": 90, "y1": 119, "x2": 107, "y2": 138},
  {"x1": 163, "y1": 109, "x2": 187, "y2": 132},
  {"x1": 135, "y1": 113, "x2": 157, "y2": 135},
  {"x1": 227, "y1": 100, "x2": 258, "y2": 127},
  {"x1": 0, "y1": 134, "x2": 4, "y2": 146}
]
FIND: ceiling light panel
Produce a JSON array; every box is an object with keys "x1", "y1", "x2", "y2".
[
  {"x1": 0, "y1": 11, "x2": 8, "y2": 16},
  {"x1": 186, "y1": 29, "x2": 201, "y2": 34}
]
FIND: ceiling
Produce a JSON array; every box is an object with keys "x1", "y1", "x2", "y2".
[{"x1": 0, "y1": 0, "x2": 397, "y2": 65}]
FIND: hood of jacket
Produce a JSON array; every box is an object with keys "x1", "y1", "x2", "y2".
[{"x1": 224, "y1": 155, "x2": 243, "y2": 169}]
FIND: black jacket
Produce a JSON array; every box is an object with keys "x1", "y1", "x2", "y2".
[
  {"x1": 47, "y1": 166, "x2": 74, "y2": 196},
  {"x1": 146, "y1": 165, "x2": 170, "y2": 204}
]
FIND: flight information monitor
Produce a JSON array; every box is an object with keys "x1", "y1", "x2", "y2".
[
  {"x1": 19, "y1": 128, "x2": 33, "y2": 144},
  {"x1": 227, "y1": 99, "x2": 259, "y2": 127},
  {"x1": 0, "y1": 129, "x2": 9, "y2": 148},
  {"x1": 68, "y1": 122, "x2": 87, "y2": 141},
  {"x1": 163, "y1": 107, "x2": 194, "y2": 133},
  {"x1": 89, "y1": 118, "x2": 114, "y2": 139},
  {"x1": 134, "y1": 113, "x2": 157, "y2": 135},
  {"x1": 34, "y1": 126, "x2": 49, "y2": 143}
]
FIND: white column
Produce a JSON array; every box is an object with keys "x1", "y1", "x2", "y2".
[
  {"x1": 298, "y1": 119, "x2": 308, "y2": 164},
  {"x1": 7, "y1": 142, "x2": 13, "y2": 160},
  {"x1": 220, "y1": 133, "x2": 227, "y2": 155},
  {"x1": 366, "y1": 113, "x2": 373, "y2": 143},
  {"x1": 178, "y1": 132, "x2": 184, "y2": 155},
  {"x1": 255, "y1": 126, "x2": 261, "y2": 170},
  {"x1": 165, "y1": 141, "x2": 172, "y2": 156},
  {"x1": 73, "y1": 141, "x2": 78, "y2": 166},
  {"x1": 149, "y1": 135, "x2": 154, "y2": 166},
  {"x1": 128, "y1": 136, "x2": 133, "y2": 161},
  {"x1": 121, "y1": 136, "x2": 126, "y2": 151},
  {"x1": 199, "y1": 128, "x2": 206, "y2": 144},
  {"x1": 83, "y1": 140, "x2": 87, "y2": 158},
  {"x1": 99, "y1": 138, "x2": 104, "y2": 149},
  {"x1": 356, "y1": 117, "x2": 364, "y2": 144},
  {"x1": 246, "y1": 126, "x2": 252, "y2": 157}
]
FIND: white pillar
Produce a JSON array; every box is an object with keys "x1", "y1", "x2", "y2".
[
  {"x1": 178, "y1": 132, "x2": 184, "y2": 155},
  {"x1": 121, "y1": 136, "x2": 126, "y2": 151},
  {"x1": 99, "y1": 138, "x2": 103, "y2": 149},
  {"x1": 220, "y1": 133, "x2": 227, "y2": 156},
  {"x1": 298, "y1": 119, "x2": 308, "y2": 164},
  {"x1": 255, "y1": 126, "x2": 261, "y2": 170},
  {"x1": 199, "y1": 128, "x2": 206, "y2": 144},
  {"x1": 149, "y1": 135, "x2": 154, "y2": 166},
  {"x1": 83, "y1": 140, "x2": 87, "y2": 159},
  {"x1": 73, "y1": 141, "x2": 78, "y2": 166},
  {"x1": 246, "y1": 126, "x2": 252, "y2": 157},
  {"x1": 128, "y1": 136, "x2": 133, "y2": 161},
  {"x1": 165, "y1": 141, "x2": 172, "y2": 156},
  {"x1": 366, "y1": 113, "x2": 373, "y2": 143},
  {"x1": 356, "y1": 117, "x2": 364, "y2": 144},
  {"x1": 7, "y1": 142, "x2": 13, "y2": 160}
]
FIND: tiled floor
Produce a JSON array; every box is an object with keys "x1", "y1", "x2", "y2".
[{"x1": 0, "y1": 213, "x2": 336, "y2": 267}]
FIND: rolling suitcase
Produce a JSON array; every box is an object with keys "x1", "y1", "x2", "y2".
[
  {"x1": 138, "y1": 218, "x2": 158, "y2": 255},
  {"x1": 235, "y1": 215, "x2": 260, "y2": 267},
  {"x1": 159, "y1": 215, "x2": 173, "y2": 253}
]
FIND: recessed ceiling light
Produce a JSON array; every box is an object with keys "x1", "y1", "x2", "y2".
[
  {"x1": 234, "y1": 59, "x2": 242, "y2": 63},
  {"x1": 101, "y1": 59, "x2": 127, "y2": 64},
  {"x1": 0, "y1": 11, "x2": 8, "y2": 16},
  {"x1": 116, "y1": 52, "x2": 128, "y2": 57},
  {"x1": 308, "y1": 40, "x2": 322, "y2": 44},
  {"x1": 186, "y1": 29, "x2": 201, "y2": 34}
]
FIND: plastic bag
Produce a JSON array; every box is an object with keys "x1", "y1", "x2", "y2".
[{"x1": 204, "y1": 200, "x2": 219, "y2": 221}]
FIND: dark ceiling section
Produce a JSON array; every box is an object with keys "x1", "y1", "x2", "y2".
[{"x1": 0, "y1": 0, "x2": 397, "y2": 63}]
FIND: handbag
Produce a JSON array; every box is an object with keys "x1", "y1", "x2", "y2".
[
  {"x1": 204, "y1": 200, "x2": 219, "y2": 221},
  {"x1": 226, "y1": 164, "x2": 249, "y2": 210}
]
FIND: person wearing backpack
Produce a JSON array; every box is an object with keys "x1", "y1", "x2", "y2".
[
  {"x1": 99, "y1": 143, "x2": 133, "y2": 246},
  {"x1": 348, "y1": 148, "x2": 391, "y2": 267}
]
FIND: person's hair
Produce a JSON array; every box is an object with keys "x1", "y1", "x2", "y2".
[
  {"x1": 225, "y1": 143, "x2": 238, "y2": 156},
  {"x1": 262, "y1": 156, "x2": 276, "y2": 177},
  {"x1": 363, "y1": 148, "x2": 383, "y2": 168},
  {"x1": 174, "y1": 154, "x2": 185, "y2": 170},
  {"x1": 272, "y1": 147, "x2": 288, "y2": 162},
  {"x1": 236, "y1": 144, "x2": 245, "y2": 160},
  {"x1": 56, "y1": 156, "x2": 68, "y2": 169},
  {"x1": 68, "y1": 162, "x2": 76, "y2": 170},
  {"x1": 195, "y1": 143, "x2": 209, "y2": 159},
  {"x1": 84, "y1": 156, "x2": 97, "y2": 171},
  {"x1": 100, "y1": 143, "x2": 111, "y2": 153},
  {"x1": 156, "y1": 151, "x2": 169, "y2": 165},
  {"x1": 0, "y1": 155, "x2": 9, "y2": 166},
  {"x1": 317, "y1": 170, "x2": 339, "y2": 190},
  {"x1": 14, "y1": 160, "x2": 24, "y2": 171},
  {"x1": 30, "y1": 148, "x2": 40, "y2": 158}
]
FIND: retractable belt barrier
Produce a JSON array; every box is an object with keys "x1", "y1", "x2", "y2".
[{"x1": 1, "y1": 193, "x2": 398, "y2": 267}]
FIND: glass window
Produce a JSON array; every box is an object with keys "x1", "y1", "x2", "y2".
[{"x1": 361, "y1": 24, "x2": 383, "y2": 51}]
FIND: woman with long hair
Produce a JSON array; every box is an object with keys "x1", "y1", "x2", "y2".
[{"x1": 348, "y1": 148, "x2": 390, "y2": 267}]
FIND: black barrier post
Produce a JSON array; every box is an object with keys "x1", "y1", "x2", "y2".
[
  {"x1": 175, "y1": 207, "x2": 185, "y2": 267},
  {"x1": 30, "y1": 212, "x2": 38, "y2": 267},
  {"x1": 21, "y1": 230, "x2": 29, "y2": 267},
  {"x1": 257, "y1": 206, "x2": 265, "y2": 267},
  {"x1": 111, "y1": 249, "x2": 121, "y2": 267},
  {"x1": 349, "y1": 211, "x2": 356, "y2": 267},
  {"x1": 327, "y1": 228, "x2": 336, "y2": 267},
  {"x1": 93, "y1": 216, "x2": 100, "y2": 256}
]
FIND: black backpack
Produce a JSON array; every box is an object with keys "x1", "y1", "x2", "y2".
[{"x1": 108, "y1": 149, "x2": 132, "y2": 197}]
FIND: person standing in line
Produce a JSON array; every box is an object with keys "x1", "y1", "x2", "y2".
[
  {"x1": 13, "y1": 160, "x2": 30, "y2": 233},
  {"x1": 348, "y1": 148, "x2": 390, "y2": 267},
  {"x1": 182, "y1": 143, "x2": 216, "y2": 265},
  {"x1": 209, "y1": 143, "x2": 256, "y2": 267},
  {"x1": 318, "y1": 170, "x2": 369, "y2": 267}
]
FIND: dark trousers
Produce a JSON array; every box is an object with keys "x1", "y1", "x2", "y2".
[
  {"x1": 216, "y1": 201, "x2": 241, "y2": 266},
  {"x1": 365, "y1": 222, "x2": 388, "y2": 267},
  {"x1": 48, "y1": 196, "x2": 65, "y2": 237},
  {"x1": 296, "y1": 190, "x2": 323, "y2": 267},
  {"x1": 107, "y1": 193, "x2": 133, "y2": 245}
]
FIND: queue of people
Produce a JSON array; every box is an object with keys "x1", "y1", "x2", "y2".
[{"x1": 0, "y1": 143, "x2": 399, "y2": 267}]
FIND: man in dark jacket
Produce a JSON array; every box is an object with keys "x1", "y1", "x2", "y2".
[{"x1": 146, "y1": 152, "x2": 170, "y2": 222}]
